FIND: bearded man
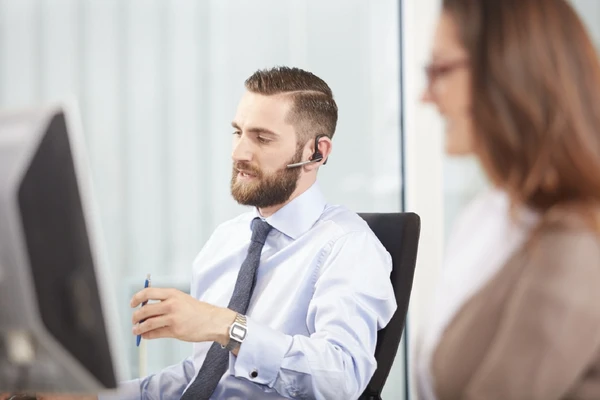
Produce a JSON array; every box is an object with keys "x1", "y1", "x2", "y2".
[{"x1": 47, "y1": 66, "x2": 396, "y2": 400}]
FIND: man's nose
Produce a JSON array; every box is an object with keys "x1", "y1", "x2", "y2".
[{"x1": 232, "y1": 135, "x2": 253, "y2": 162}]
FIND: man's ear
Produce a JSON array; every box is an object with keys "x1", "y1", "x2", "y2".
[
  {"x1": 305, "y1": 135, "x2": 332, "y2": 170},
  {"x1": 315, "y1": 135, "x2": 332, "y2": 163}
]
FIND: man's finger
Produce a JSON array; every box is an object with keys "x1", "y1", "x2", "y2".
[
  {"x1": 132, "y1": 301, "x2": 169, "y2": 325},
  {"x1": 134, "y1": 315, "x2": 171, "y2": 336},
  {"x1": 130, "y1": 287, "x2": 172, "y2": 307},
  {"x1": 37, "y1": 395, "x2": 97, "y2": 400},
  {"x1": 141, "y1": 325, "x2": 172, "y2": 340}
]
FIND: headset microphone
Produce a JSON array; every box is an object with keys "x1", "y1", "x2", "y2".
[
  {"x1": 286, "y1": 134, "x2": 328, "y2": 169},
  {"x1": 286, "y1": 156, "x2": 323, "y2": 168}
]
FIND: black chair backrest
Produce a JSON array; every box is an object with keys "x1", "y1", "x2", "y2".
[{"x1": 358, "y1": 212, "x2": 421, "y2": 400}]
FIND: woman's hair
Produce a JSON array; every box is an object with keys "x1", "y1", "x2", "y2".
[{"x1": 443, "y1": 0, "x2": 600, "y2": 227}]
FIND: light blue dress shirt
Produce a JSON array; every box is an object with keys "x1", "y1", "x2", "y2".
[{"x1": 103, "y1": 183, "x2": 396, "y2": 400}]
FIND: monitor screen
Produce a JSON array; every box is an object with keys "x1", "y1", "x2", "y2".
[{"x1": 0, "y1": 103, "x2": 125, "y2": 394}]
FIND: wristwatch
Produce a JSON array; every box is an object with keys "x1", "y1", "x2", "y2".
[{"x1": 223, "y1": 313, "x2": 247, "y2": 351}]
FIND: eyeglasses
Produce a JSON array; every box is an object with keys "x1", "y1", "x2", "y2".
[{"x1": 424, "y1": 59, "x2": 469, "y2": 87}]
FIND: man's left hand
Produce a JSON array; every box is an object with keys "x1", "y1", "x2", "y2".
[{"x1": 131, "y1": 288, "x2": 236, "y2": 346}]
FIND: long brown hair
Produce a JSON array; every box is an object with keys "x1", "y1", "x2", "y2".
[{"x1": 444, "y1": 0, "x2": 600, "y2": 228}]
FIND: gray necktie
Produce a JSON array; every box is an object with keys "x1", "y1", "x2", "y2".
[{"x1": 180, "y1": 217, "x2": 273, "y2": 400}]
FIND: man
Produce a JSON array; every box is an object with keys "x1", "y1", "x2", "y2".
[{"x1": 46, "y1": 66, "x2": 396, "y2": 400}]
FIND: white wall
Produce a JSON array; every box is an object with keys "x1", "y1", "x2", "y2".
[{"x1": 401, "y1": 0, "x2": 444, "y2": 398}]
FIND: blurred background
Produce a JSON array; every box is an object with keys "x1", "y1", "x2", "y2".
[{"x1": 0, "y1": 0, "x2": 597, "y2": 398}]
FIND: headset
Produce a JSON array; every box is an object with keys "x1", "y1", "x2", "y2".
[{"x1": 286, "y1": 134, "x2": 329, "y2": 168}]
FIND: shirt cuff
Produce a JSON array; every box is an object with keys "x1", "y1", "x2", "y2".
[
  {"x1": 97, "y1": 378, "x2": 141, "y2": 400},
  {"x1": 229, "y1": 316, "x2": 292, "y2": 387}
]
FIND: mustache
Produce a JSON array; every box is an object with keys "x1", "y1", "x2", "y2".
[{"x1": 233, "y1": 161, "x2": 262, "y2": 177}]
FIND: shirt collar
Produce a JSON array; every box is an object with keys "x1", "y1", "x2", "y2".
[{"x1": 252, "y1": 183, "x2": 327, "y2": 240}]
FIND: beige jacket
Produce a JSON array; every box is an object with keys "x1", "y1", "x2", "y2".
[{"x1": 431, "y1": 219, "x2": 600, "y2": 400}]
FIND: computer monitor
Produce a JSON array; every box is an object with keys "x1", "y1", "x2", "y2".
[{"x1": 0, "y1": 102, "x2": 125, "y2": 393}]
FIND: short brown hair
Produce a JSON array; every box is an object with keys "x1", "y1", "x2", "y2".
[
  {"x1": 244, "y1": 66, "x2": 338, "y2": 144},
  {"x1": 444, "y1": 0, "x2": 600, "y2": 225}
]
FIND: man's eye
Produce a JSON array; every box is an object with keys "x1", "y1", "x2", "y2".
[
  {"x1": 257, "y1": 136, "x2": 270, "y2": 144},
  {"x1": 232, "y1": 131, "x2": 241, "y2": 136}
]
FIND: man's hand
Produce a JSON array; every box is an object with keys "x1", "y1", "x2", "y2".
[{"x1": 131, "y1": 288, "x2": 236, "y2": 346}]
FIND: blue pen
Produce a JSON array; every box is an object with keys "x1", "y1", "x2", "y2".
[{"x1": 136, "y1": 273, "x2": 151, "y2": 347}]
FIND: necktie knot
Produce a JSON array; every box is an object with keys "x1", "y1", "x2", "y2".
[{"x1": 251, "y1": 217, "x2": 272, "y2": 245}]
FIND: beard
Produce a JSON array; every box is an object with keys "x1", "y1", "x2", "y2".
[{"x1": 230, "y1": 146, "x2": 304, "y2": 208}]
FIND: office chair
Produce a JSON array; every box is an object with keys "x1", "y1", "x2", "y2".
[{"x1": 358, "y1": 212, "x2": 421, "y2": 400}]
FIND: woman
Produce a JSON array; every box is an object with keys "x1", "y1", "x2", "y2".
[{"x1": 417, "y1": 0, "x2": 600, "y2": 399}]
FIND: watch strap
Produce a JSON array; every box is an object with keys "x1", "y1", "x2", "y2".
[{"x1": 224, "y1": 313, "x2": 247, "y2": 352}]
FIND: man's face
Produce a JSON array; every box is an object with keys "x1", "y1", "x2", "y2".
[{"x1": 230, "y1": 91, "x2": 305, "y2": 208}]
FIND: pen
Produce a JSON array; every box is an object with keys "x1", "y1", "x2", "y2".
[{"x1": 136, "y1": 273, "x2": 151, "y2": 347}]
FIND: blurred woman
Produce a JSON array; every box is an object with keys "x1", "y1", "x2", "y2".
[{"x1": 417, "y1": 0, "x2": 600, "y2": 399}]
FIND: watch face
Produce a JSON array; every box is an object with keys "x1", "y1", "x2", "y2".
[{"x1": 230, "y1": 322, "x2": 247, "y2": 341}]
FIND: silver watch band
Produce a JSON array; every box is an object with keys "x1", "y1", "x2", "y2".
[{"x1": 224, "y1": 313, "x2": 247, "y2": 352}]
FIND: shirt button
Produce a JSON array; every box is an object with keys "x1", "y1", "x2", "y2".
[
  {"x1": 249, "y1": 369, "x2": 258, "y2": 379},
  {"x1": 290, "y1": 389, "x2": 299, "y2": 398}
]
